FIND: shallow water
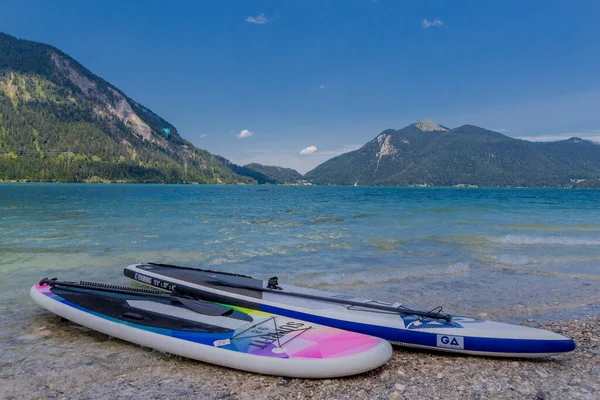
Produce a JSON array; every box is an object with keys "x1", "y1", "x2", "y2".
[{"x1": 1, "y1": 184, "x2": 599, "y2": 344}]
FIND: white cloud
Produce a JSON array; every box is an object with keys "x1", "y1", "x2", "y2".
[
  {"x1": 200, "y1": 134, "x2": 207, "y2": 138},
  {"x1": 299, "y1": 145, "x2": 317, "y2": 155},
  {"x1": 319, "y1": 84, "x2": 326, "y2": 90},
  {"x1": 246, "y1": 13, "x2": 269, "y2": 24},
  {"x1": 422, "y1": 19, "x2": 444, "y2": 29},
  {"x1": 237, "y1": 129, "x2": 253, "y2": 139}
]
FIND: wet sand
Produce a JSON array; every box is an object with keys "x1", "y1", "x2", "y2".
[{"x1": 1, "y1": 313, "x2": 598, "y2": 400}]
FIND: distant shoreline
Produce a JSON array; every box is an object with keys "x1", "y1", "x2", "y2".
[{"x1": 2, "y1": 180, "x2": 599, "y2": 189}]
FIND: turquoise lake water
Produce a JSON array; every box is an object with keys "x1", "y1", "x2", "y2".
[{"x1": 1, "y1": 183, "x2": 599, "y2": 339}]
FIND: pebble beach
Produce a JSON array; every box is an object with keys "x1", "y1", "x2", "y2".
[{"x1": 2, "y1": 313, "x2": 598, "y2": 400}]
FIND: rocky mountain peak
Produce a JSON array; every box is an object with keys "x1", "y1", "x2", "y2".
[{"x1": 415, "y1": 120, "x2": 448, "y2": 132}]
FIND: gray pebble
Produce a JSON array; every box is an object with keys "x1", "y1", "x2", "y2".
[
  {"x1": 394, "y1": 383, "x2": 406, "y2": 391},
  {"x1": 580, "y1": 383, "x2": 597, "y2": 392},
  {"x1": 379, "y1": 370, "x2": 390, "y2": 380},
  {"x1": 536, "y1": 390, "x2": 548, "y2": 399}
]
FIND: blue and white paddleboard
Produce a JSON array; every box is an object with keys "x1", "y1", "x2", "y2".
[{"x1": 125, "y1": 263, "x2": 576, "y2": 358}]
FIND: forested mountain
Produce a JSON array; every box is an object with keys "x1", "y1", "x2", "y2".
[
  {"x1": 305, "y1": 120, "x2": 600, "y2": 187},
  {"x1": 210, "y1": 158, "x2": 303, "y2": 184},
  {"x1": 0, "y1": 33, "x2": 254, "y2": 183},
  {"x1": 243, "y1": 163, "x2": 304, "y2": 184},
  {"x1": 213, "y1": 156, "x2": 276, "y2": 184}
]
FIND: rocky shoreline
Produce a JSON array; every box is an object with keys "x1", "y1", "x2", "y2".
[{"x1": 2, "y1": 315, "x2": 598, "y2": 400}]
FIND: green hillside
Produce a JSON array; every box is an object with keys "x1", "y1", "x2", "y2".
[
  {"x1": 0, "y1": 33, "x2": 254, "y2": 184},
  {"x1": 243, "y1": 163, "x2": 304, "y2": 184}
]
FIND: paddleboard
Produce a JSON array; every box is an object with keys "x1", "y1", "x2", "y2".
[
  {"x1": 124, "y1": 263, "x2": 576, "y2": 358},
  {"x1": 30, "y1": 279, "x2": 392, "y2": 378}
]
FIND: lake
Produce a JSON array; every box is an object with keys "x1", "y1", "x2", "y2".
[{"x1": 1, "y1": 183, "x2": 599, "y2": 343}]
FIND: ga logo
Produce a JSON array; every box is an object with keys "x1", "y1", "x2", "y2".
[{"x1": 436, "y1": 335, "x2": 465, "y2": 349}]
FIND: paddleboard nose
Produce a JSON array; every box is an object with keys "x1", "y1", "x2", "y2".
[
  {"x1": 557, "y1": 338, "x2": 577, "y2": 353},
  {"x1": 496, "y1": 324, "x2": 577, "y2": 354},
  {"x1": 428, "y1": 319, "x2": 577, "y2": 355}
]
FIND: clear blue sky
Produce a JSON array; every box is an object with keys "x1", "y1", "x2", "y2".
[{"x1": 2, "y1": 1, "x2": 599, "y2": 172}]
